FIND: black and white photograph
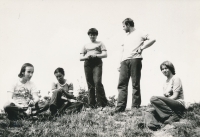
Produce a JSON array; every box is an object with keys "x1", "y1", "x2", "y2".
[{"x1": 0, "y1": 0, "x2": 200, "y2": 136}]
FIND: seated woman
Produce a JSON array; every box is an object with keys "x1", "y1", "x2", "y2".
[
  {"x1": 150, "y1": 61, "x2": 185, "y2": 124},
  {"x1": 3, "y1": 63, "x2": 40, "y2": 120},
  {"x1": 32, "y1": 68, "x2": 83, "y2": 116}
]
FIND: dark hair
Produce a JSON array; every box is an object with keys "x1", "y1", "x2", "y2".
[
  {"x1": 18, "y1": 63, "x2": 34, "y2": 78},
  {"x1": 160, "y1": 61, "x2": 176, "y2": 75},
  {"x1": 87, "y1": 28, "x2": 98, "y2": 36},
  {"x1": 122, "y1": 18, "x2": 134, "y2": 27},
  {"x1": 54, "y1": 67, "x2": 65, "y2": 76}
]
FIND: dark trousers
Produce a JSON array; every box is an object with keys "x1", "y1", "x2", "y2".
[
  {"x1": 35, "y1": 90, "x2": 83, "y2": 115},
  {"x1": 150, "y1": 96, "x2": 185, "y2": 120},
  {"x1": 84, "y1": 58, "x2": 107, "y2": 108},
  {"x1": 50, "y1": 90, "x2": 66, "y2": 109},
  {"x1": 3, "y1": 101, "x2": 39, "y2": 120},
  {"x1": 116, "y1": 58, "x2": 142, "y2": 111}
]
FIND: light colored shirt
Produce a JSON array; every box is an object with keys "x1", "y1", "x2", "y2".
[
  {"x1": 163, "y1": 76, "x2": 185, "y2": 106},
  {"x1": 8, "y1": 79, "x2": 38, "y2": 107},
  {"x1": 80, "y1": 41, "x2": 107, "y2": 56},
  {"x1": 52, "y1": 80, "x2": 73, "y2": 93},
  {"x1": 52, "y1": 79, "x2": 73, "y2": 101},
  {"x1": 121, "y1": 29, "x2": 149, "y2": 62}
]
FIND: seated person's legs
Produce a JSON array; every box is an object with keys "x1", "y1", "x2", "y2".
[
  {"x1": 4, "y1": 101, "x2": 27, "y2": 120},
  {"x1": 31, "y1": 102, "x2": 50, "y2": 116}
]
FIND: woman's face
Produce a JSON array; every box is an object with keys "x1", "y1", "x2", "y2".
[
  {"x1": 22, "y1": 66, "x2": 34, "y2": 81},
  {"x1": 54, "y1": 72, "x2": 64, "y2": 82},
  {"x1": 161, "y1": 65, "x2": 172, "y2": 77},
  {"x1": 89, "y1": 34, "x2": 97, "y2": 42}
]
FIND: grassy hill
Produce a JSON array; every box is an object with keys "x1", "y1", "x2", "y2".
[{"x1": 0, "y1": 102, "x2": 200, "y2": 137}]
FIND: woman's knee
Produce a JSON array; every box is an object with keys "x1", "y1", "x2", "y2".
[
  {"x1": 150, "y1": 96, "x2": 158, "y2": 104},
  {"x1": 3, "y1": 101, "x2": 12, "y2": 110}
]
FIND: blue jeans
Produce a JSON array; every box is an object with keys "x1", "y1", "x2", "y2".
[
  {"x1": 150, "y1": 96, "x2": 185, "y2": 120},
  {"x1": 116, "y1": 58, "x2": 142, "y2": 111},
  {"x1": 84, "y1": 58, "x2": 107, "y2": 107}
]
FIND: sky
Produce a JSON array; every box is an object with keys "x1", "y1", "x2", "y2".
[{"x1": 0, "y1": 0, "x2": 200, "y2": 109}]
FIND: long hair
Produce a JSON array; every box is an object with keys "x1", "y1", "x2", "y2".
[
  {"x1": 18, "y1": 63, "x2": 34, "y2": 78},
  {"x1": 160, "y1": 61, "x2": 176, "y2": 75}
]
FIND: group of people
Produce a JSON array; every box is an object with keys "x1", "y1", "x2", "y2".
[
  {"x1": 4, "y1": 64, "x2": 83, "y2": 120},
  {"x1": 3, "y1": 18, "x2": 185, "y2": 127}
]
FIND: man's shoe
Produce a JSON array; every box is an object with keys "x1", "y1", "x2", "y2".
[{"x1": 164, "y1": 114, "x2": 180, "y2": 124}]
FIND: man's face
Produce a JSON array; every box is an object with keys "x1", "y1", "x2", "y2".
[
  {"x1": 55, "y1": 72, "x2": 64, "y2": 81},
  {"x1": 23, "y1": 66, "x2": 34, "y2": 81},
  {"x1": 122, "y1": 23, "x2": 130, "y2": 33},
  {"x1": 89, "y1": 34, "x2": 97, "y2": 42}
]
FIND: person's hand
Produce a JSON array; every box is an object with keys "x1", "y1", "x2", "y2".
[
  {"x1": 117, "y1": 67, "x2": 120, "y2": 72},
  {"x1": 58, "y1": 88, "x2": 64, "y2": 93},
  {"x1": 44, "y1": 95, "x2": 51, "y2": 100},
  {"x1": 72, "y1": 95, "x2": 77, "y2": 100},
  {"x1": 85, "y1": 54, "x2": 91, "y2": 59},
  {"x1": 28, "y1": 100, "x2": 35, "y2": 107},
  {"x1": 164, "y1": 93, "x2": 170, "y2": 97},
  {"x1": 90, "y1": 54, "x2": 98, "y2": 58},
  {"x1": 117, "y1": 65, "x2": 121, "y2": 72},
  {"x1": 136, "y1": 47, "x2": 143, "y2": 54},
  {"x1": 164, "y1": 91, "x2": 173, "y2": 97}
]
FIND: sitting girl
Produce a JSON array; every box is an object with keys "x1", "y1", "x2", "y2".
[
  {"x1": 139, "y1": 61, "x2": 186, "y2": 131},
  {"x1": 3, "y1": 63, "x2": 39, "y2": 120},
  {"x1": 150, "y1": 61, "x2": 185, "y2": 124}
]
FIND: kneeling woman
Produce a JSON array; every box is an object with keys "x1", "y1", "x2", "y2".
[
  {"x1": 4, "y1": 63, "x2": 40, "y2": 120},
  {"x1": 150, "y1": 61, "x2": 185, "y2": 124}
]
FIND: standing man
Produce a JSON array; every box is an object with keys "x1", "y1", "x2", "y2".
[{"x1": 114, "y1": 18, "x2": 156, "y2": 113}]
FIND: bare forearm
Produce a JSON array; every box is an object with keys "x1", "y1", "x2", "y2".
[
  {"x1": 96, "y1": 52, "x2": 107, "y2": 58},
  {"x1": 33, "y1": 95, "x2": 39, "y2": 103},
  {"x1": 62, "y1": 91, "x2": 75, "y2": 99},
  {"x1": 80, "y1": 54, "x2": 88, "y2": 61},
  {"x1": 141, "y1": 39, "x2": 156, "y2": 50}
]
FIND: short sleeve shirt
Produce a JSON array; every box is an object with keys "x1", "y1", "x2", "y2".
[
  {"x1": 80, "y1": 41, "x2": 107, "y2": 55},
  {"x1": 163, "y1": 76, "x2": 185, "y2": 106},
  {"x1": 121, "y1": 29, "x2": 149, "y2": 61},
  {"x1": 9, "y1": 79, "x2": 38, "y2": 106},
  {"x1": 52, "y1": 80, "x2": 73, "y2": 97}
]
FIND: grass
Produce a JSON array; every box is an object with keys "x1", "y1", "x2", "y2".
[{"x1": 1, "y1": 94, "x2": 200, "y2": 137}]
